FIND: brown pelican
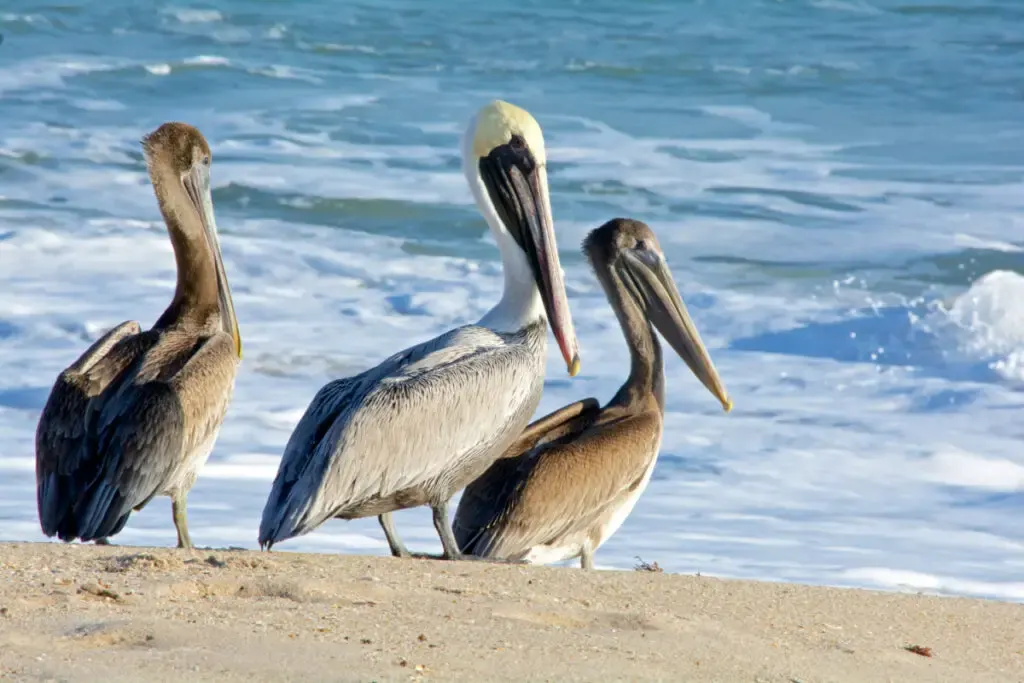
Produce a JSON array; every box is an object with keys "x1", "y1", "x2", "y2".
[
  {"x1": 35, "y1": 122, "x2": 241, "y2": 549},
  {"x1": 258, "y1": 100, "x2": 580, "y2": 560},
  {"x1": 452, "y1": 218, "x2": 731, "y2": 569}
]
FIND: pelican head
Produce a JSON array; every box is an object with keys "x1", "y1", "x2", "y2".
[
  {"x1": 464, "y1": 100, "x2": 580, "y2": 377},
  {"x1": 142, "y1": 122, "x2": 241, "y2": 359},
  {"x1": 585, "y1": 218, "x2": 731, "y2": 411}
]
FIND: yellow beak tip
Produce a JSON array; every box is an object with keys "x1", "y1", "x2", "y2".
[
  {"x1": 722, "y1": 398, "x2": 733, "y2": 413},
  {"x1": 568, "y1": 356, "x2": 581, "y2": 377}
]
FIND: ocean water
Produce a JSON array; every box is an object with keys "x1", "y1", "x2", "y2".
[{"x1": 2, "y1": 1, "x2": 1023, "y2": 601}]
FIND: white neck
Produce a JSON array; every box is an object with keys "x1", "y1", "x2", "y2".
[{"x1": 462, "y1": 119, "x2": 545, "y2": 333}]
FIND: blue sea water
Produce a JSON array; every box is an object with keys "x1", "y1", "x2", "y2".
[{"x1": 1, "y1": 1, "x2": 1023, "y2": 600}]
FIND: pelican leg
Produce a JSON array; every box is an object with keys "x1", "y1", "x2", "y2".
[
  {"x1": 172, "y1": 493, "x2": 193, "y2": 550},
  {"x1": 580, "y1": 549, "x2": 594, "y2": 570},
  {"x1": 378, "y1": 513, "x2": 411, "y2": 558},
  {"x1": 428, "y1": 503, "x2": 524, "y2": 563},
  {"x1": 431, "y1": 502, "x2": 466, "y2": 560},
  {"x1": 428, "y1": 504, "x2": 523, "y2": 563}
]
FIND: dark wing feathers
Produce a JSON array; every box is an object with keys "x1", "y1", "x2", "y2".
[
  {"x1": 36, "y1": 322, "x2": 149, "y2": 537},
  {"x1": 69, "y1": 381, "x2": 186, "y2": 541},
  {"x1": 453, "y1": 398, "x2": 602, "y2": 552},
  {"x1": 500, "y1": 398, "x2": 601, "y2": 461},
  {"x1": 36, "y1": 322, "x2": 142, "y2": 483},
  {"x1": 457, "y1": 409, "x2": 659, "y2": 560},
  {"x1": 36, "y1": 323, "x2": 229, "y2": 542},
  {"x1": 258, "y1": 377, "x2": 358, "y2": 546}
]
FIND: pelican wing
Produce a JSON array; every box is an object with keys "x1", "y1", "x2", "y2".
[
  {"x1": 453, "y1": 398, "x2": 601, "y2": 550},
  {"x1": 259, "y1": 323, "x2": 543, "y2": 546},
  {"x1": 502, "y1": 398, "x2": 602, "y2": 460},
  {"x1": 257, "y1": 374, "x2": 359, "y2": 544},
  {"x1": 459, "y1": 409, "x2": 661, "y2": 561},
  {"x1": 38, "y1": 330, "x2": 237, "y2": 541},
  {"x1": 36, "y1": 321, "x2": 145, "y2": 536}
]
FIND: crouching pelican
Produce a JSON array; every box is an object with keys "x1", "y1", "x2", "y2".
[
  {"x1": 453, "y1": 218, "x2": 731, "y2": 569},
  {"x1": 35, "y1": 122, "x2": 242, "y2": 549},
  {"x1": 258, "y1": 100, "x2": 580, "y2": 560}
]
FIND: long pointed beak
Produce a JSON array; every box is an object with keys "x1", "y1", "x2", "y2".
[
  {"x1": 623, "y1": 250, "x2": 731, "y2": 411},
  {"x1": 519, "y1": 165, "x2": 579, "y2": 375},
  {"x1": 481, "y1": 151, "x2": 580, "y2": 376},
  {"x1": 184, "y1": 165, "x2": 242, "y2": 359}
]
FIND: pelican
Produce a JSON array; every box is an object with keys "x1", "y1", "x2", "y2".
[
  {"x1": 453, "y1": 218, "x2": 731, "y2": 569},
  {"x1": 258, "y1": 100, "x2": 580, "y2": 560},
  {"x1": 35, "y1": 122, "x2": 241, "y2": 549}
]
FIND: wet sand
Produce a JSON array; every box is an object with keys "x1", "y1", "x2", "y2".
[{"x1": 0, "y1": 541, "x2": 1020, "y2": 682}]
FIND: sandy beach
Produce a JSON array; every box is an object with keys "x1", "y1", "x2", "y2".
[{"x1": 0, "y1": 542, "x2": 1019, "y2": 682}]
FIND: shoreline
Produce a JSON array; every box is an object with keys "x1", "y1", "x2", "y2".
[{"x1": 0, "y1": 541, "x2": 1021, "y2": 682}]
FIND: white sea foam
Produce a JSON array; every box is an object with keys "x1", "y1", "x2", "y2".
[
  {"x1": 839, "y1": 568, "x2": 1024, "y2": 601},
  {"x1": 810, "y1": 0, "x2": 882, "y2": 14},
  {"x1": 313, "y1": 43, "x2": 379, "y2": 55},
  {"x1": 953, "y1": 233, "x2": 1023, "y2": 253},
  {"x1": 248, "y1": 65, "x2": 322, "y2": 83},
  {"x1": 166, "y1": 9, "x2": 223, "y2": 24},
  {"x1": 928, "y1": 270, "x2": 1024, "y2": 381},
  {"x1": 922, "y1": 448, "x2": 1024, "y2": 491},
  {"x1": 0, "y1": 57, "x2": 126, "y2": 94},
  {"x1": 184, "y1": 55, "x2": 232, "y2": 66}
]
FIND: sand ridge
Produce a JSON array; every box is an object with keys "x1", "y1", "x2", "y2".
[{"x1": 0, "y1": 542, "x2": 1021, "y2": 682}]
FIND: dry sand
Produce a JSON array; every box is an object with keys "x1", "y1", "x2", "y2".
[{"x1": 0, "y1": 542, "x2": 1020, "y2": 682}]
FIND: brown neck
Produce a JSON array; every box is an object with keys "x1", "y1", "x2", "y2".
[
  {"x1": 597, "y1": 262, "x2": 665, "y2": 414},
  {"x1": 148, "y1": 163, "x2": 219, "y2": 330}
]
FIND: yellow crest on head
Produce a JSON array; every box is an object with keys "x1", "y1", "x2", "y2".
[{"x1": 471, "y1": 100, "x2": 547, "y2": 165}]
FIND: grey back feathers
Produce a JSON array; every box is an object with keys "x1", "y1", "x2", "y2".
[{"x1": 258, "y1": 321, "x2": 547, "y2": 548}]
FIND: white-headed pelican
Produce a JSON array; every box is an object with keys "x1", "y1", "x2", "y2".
[{"x1": 258, "y1": 101, "x2": 579, "y2": 559}]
